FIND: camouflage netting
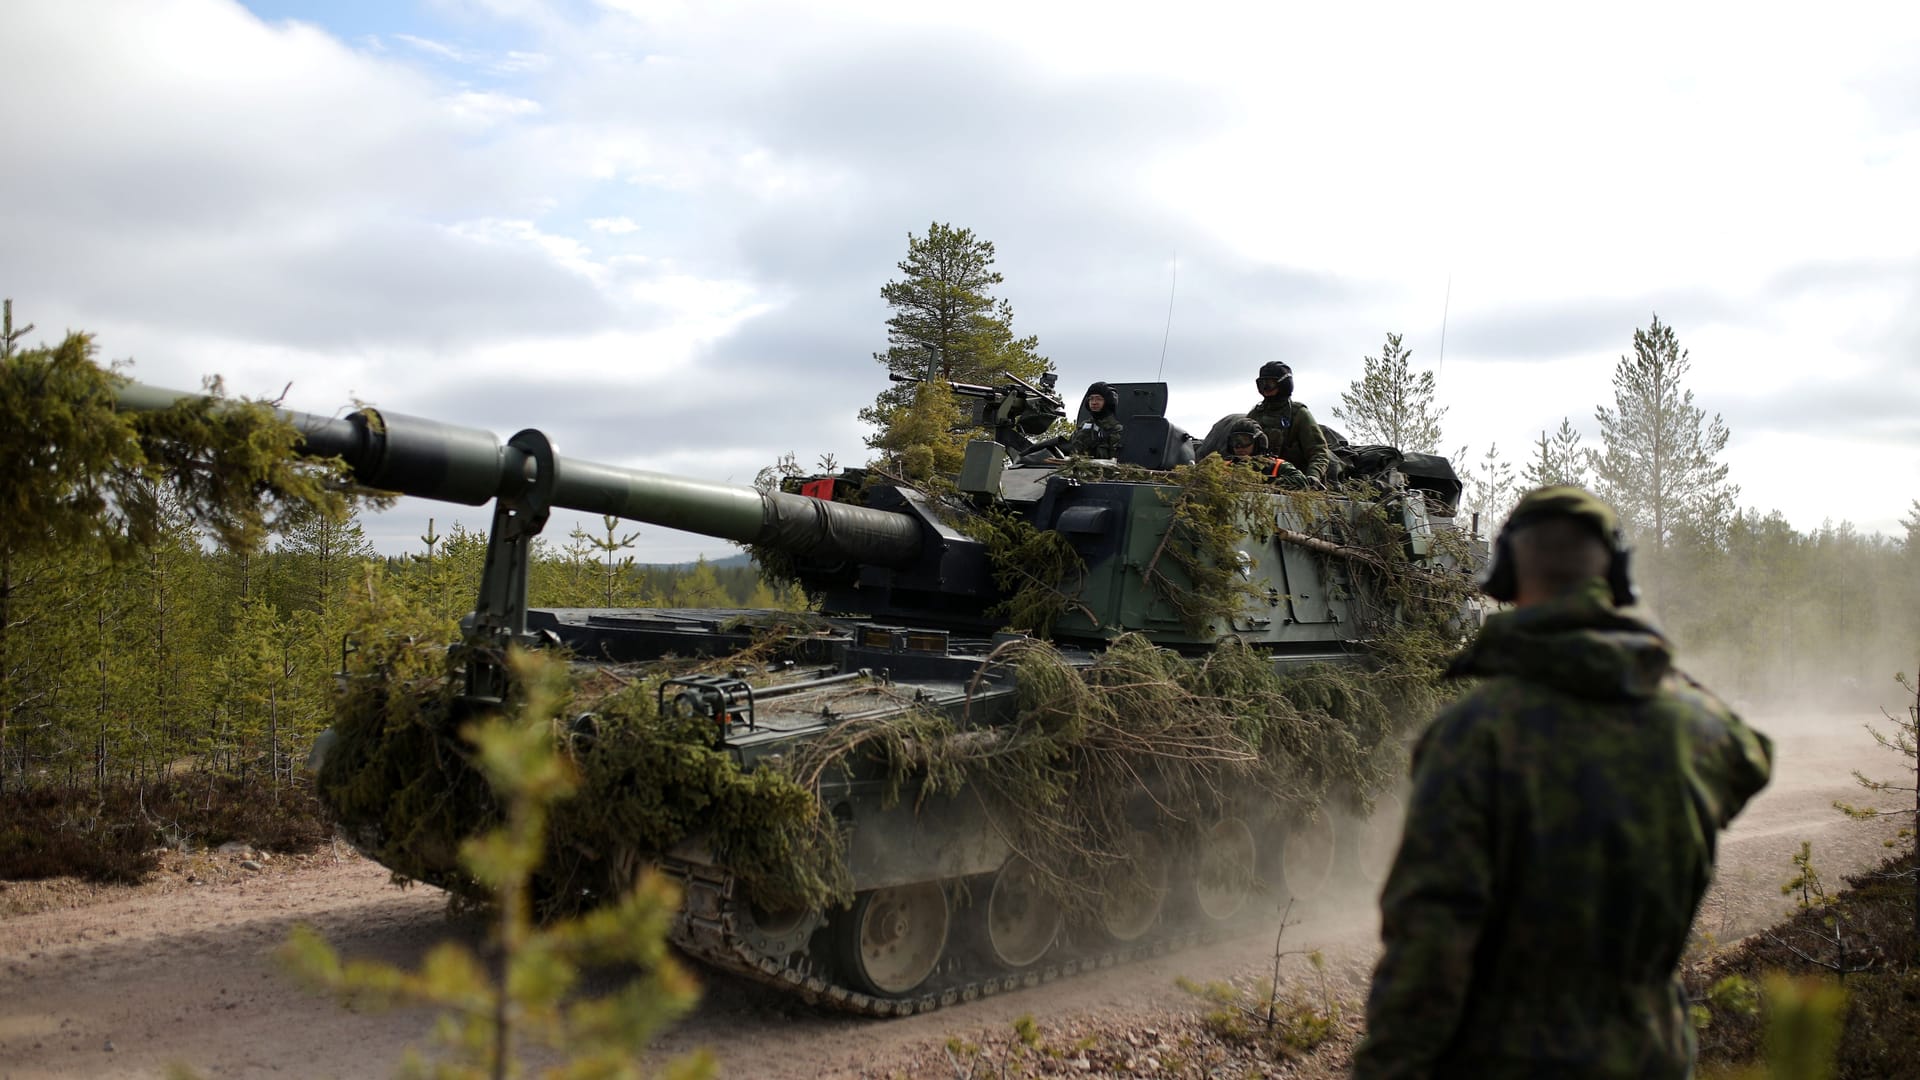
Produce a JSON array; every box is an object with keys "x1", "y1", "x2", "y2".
[
  {"x1": 782, "y1": 632, "x2": 1449, "y2": 917},
  {"x1": 318, "y1": 618, "x2": 842, "y2": 915},
  {"x1": 317, "y1": 602, "x2": 1455, "y2": 921}
]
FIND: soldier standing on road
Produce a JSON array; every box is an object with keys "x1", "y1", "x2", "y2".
[
  {"x1": 1068, "y1": 381, "x2": 1125, "y2": 459},
  {"x1": 1352, "y1": 486, "x2": 1773, "y2": 1080},
  {"x1": 1245, "y1": 361, "x2": 1330, "y2": 482}
]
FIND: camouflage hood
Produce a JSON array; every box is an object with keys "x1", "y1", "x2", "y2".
[{"x1": 1447, "y1": 579, "x2": 1672, "y2": 701}]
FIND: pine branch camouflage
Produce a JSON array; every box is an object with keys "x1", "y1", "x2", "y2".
[{"x1": 1354, "y1": 580, "x2": 1772, "y2": 1080}]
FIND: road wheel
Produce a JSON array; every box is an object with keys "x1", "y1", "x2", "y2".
[
  {"x1": 1349, "y1": 791, "x2": 1405, "y2": 888},
  {"x1": 1278, "y1": 811, "x2": 1337, "y2": 901},
  {"x1": 1190, "y1": 817, "x2": 1258, "y2": 921},
  {"x1": 834, "y1": 882, "x2": 950, "y2": 997},
  {"x1": 982, "y1": 857, "x2": 1061, "y2": 969},
  {"x1": 1098, "y1": 829, "x2": 1170, "y2": 942}
]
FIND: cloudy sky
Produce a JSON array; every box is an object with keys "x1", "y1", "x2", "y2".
[{"x1": 7, "y1": 0, "x2": 1917, "y2": 560}]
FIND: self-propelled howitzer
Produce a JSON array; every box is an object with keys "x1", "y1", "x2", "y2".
[{"x1": 115, "y1": 378, "x2": 1477, "y2": 1017}]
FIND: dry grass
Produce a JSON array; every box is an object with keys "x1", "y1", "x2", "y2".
[
  {"x1": 1687, "y1": 848, "x2": 1919, "y2": 1079},
  {"x1": 0, "y1": 775, "x2": 333, "y2": 884}
]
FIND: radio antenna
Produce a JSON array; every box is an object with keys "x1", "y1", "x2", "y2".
[
  {"x1": 1155, "y1": 253, "x2": 1177, "y2": 381},
  {"x1": 1435, "y1": 275, "x2": 1452, "y2": 385}
]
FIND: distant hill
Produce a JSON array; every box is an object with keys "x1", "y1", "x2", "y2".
[{"x1": 644, "y1": 551, "x2": 755, "y2": 571}]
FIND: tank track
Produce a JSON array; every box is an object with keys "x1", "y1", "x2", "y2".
[{"x1": 663, "y1": 859, "x2": 1243, "y2": 1018}]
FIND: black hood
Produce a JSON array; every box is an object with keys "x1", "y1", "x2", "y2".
[{"x1": 1084, "y1": 381, "x2": 1118, "y2": 417}]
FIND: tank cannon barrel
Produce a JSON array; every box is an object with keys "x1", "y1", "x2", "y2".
[{"x1": 114, "y1": 381, "x2": 924, "y2": 568}]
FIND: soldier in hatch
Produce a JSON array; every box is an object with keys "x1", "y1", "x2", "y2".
[
  {"x1": 1067, "y1": 381, "x2": 1125, "y2": 458},
  {"x1": 1351, "y1": 486, "x2": 1773, "y2": 1080},
  {"x1": 1244, "y1": 361, "x2": 1330, "y2": 482},
  {"x1": 1217, "y1": 417, "x2": 1309, "y2": 489}
]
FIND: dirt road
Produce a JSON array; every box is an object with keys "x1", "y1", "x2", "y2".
[{"x1": 1, "y1": 707, "x2": 1908, "y2": 1079}]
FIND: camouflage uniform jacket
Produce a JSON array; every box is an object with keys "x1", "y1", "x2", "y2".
[
  {"x1": 1352, "y1": 581, "x2": 1773, "y2": 1080},
  {"x1": 1068, "y1": 413, "x2": 1125, "y2": 458},
  {"x1": 1246, "y1": 398, "x2": 1330, "y2": 480}
]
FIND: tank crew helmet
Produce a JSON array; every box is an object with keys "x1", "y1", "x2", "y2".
[
  {"x1": 1479, "y1": 485, "x2": 1638, "y2": 607},
  {"x1": 1084, "y1": 381, "x2": 1118, "y2": 417},
  {"x1": 1225, "y1": 417, "x2": 1269, "y2": 455},
  {"x1": 1256, "y1": 361, "x2": 1294, "y2": 400}
]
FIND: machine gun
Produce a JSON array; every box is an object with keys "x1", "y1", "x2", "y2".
[{"x1": 887, "y1": 371, "x2": 1066, "y2": 453}]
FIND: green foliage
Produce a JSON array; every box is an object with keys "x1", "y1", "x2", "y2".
[
  {"x1": 942, "y1": 1014, "x2": 1052, "y2": 1078},
  {"x1": 316, "y1": 579, "x2": 840, "y2": 913},
  {"x1": 320, "y1": 596, "x2": 1444, "y2": 924},
  {"x1": 286, "y1": 648, "x2": 712, "y2": 1080},
  {"x1": 1833, "y1": 672, "x2": 1918, "y2": 858},
  {"x1": 568, "y1": 515, "x2": 642, "y2": 607},
  {"x1": 1765, "y1": 843, "x2": 1876, "y2": 982},
  {"x1": 953, "y1": 506, "x2": 1089, "y2": 635},
  {"x1": 1177, "y1": 947, "x2": 1341, "y2": 1060},
  {"x1": 0, "y1": 318, "x2": 355, "y2": 798},
  {"x1": 1452, "y1": 442, "x2": 1517, "y2": 531},
  {"x1": 860, "y1": 222, "x2": 1052, "y2": 452},
  {"x1": 665, "y1": 557, "x2": 732, "y2": 608},
  {"x1": 1693, "y1": 974, "x2": 1762, "y2": 1032},
  {"x1": 1643, "y1": 511, "x2": 1916, "y2": 707},
  {"x1": 1137, "y1": 457, "x2": 1278, "y2": 634},
  {"x1": 807, "y1": 632, "x2": 1434, "y2": 918},
  {"x1": 0, "y1": 330, "x2": 348, "y2": 563},
  {"x1": 1332, "y1": 331, "x2": 1446, "y2": 453},
  {"x1": 548, "y1": 682, "x2": 843, "y2": 913},
  {"x1": 867, "y1": 380, "x2": 971, "y2": 481},
  {"x1": 1593, "y1": 313, "x2": 1737, "y2": 550},
  {"x1": 1689, "y1": 845, "x2": 1918, "y2": 1078},
  {"x1": 1522, "y1": 417, "x2": 1590, "y2": 490},
  {"x1": 269, "y1": 504, "x2": 378, "y2": 618},
  {"x1": 1761, "y1": 975, "x2": 1846, "y2": 1080}
]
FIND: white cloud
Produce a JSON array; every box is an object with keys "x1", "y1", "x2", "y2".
[
  {"x1": 5, "y1": 0, "x2": 1918, "y2": 559},
  {"x1": 393, "y1": 32, "x2": 476, "y2": 63},
  {"x1": 495, "y1": 50, "x2": 551, "y2": 73},
  {"x1": 442, "y1": 90, "x2": 544, "y2": 127}
]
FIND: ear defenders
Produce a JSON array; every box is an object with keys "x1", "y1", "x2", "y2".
[{"x1": 1478, "y1": 516, "x2": 1637, "y2": 607}]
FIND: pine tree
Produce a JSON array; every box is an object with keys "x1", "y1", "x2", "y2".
[
  {"x1": 858, "y1": 223, "x2": 1052, "y2": 449},
  {"x1": 1591, "y1": 315, "x2": 1737, "y2": 549},
  {"x1": 268, "y1": 503, "x2": 377, "y2": 621},
  {"x1": 216, "y1": 594, "x2": 290, "y2": 785},
  {"x1": 1521, "y1": 418, "x2": 1590, "y2": 489},
  {"x1": 569, "y1": 514, "x2": 641, "y2": 607},
  {"x1": 867, "y1": 381, "x2": 970, "y2": 481},
  {"x1": 1331, "y1": 332, "x2": 1446, "y2": 452},
  {"x1": 1459, "y1": 443, "x2": 1517, "y2": 533},
  {"x1": 124, "y1": 498, "x2": 219, "y2": 781},
  {"x1": 670, "y1": 558, "x2": 733, "y2": 608}
]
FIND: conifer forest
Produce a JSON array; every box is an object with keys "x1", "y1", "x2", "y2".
[{"x1": 0, "y1": 260, "x2": 1914, "y2": 869}]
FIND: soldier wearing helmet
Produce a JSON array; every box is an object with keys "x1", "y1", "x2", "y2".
[
  {"x1": 1353, "y1": 486, "x2": 1773, "y2": 1080},
  {"x1": 1218, "y1": 416, "x2": 1308, "y2": 488},
  {"x1": 1244, "y1": 361, "x2": 1330, "y2": 482}
]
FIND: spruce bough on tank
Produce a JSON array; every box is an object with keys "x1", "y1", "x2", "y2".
[{"x1": 318, "y1": 606, "x2": 1453, "y2": 920}]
